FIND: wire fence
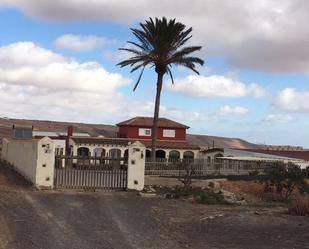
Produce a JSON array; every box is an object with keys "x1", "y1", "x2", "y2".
[{"x1": 145, "y1": 158, "x2": 270, "y2": 176}]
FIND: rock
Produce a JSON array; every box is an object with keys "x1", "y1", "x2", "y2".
[
  {"x1": 143, "y1": 185, "x2": 157, "y2": 193},
  {"x1": 201, "y1": 214, "x2": 224, "y2": 221},
  {"x1": 208, "y1": 181, "x2": 220, "y2": 189},
  {"x1": 218, "y1": 189, "x2": 247, "y2": 205},
  {"x1": 149, "y1": 186, "x2": 156, "y2": 192},
  {"x1": 139, "y1": 192, "x2": 157, "y2": 198},
  {"x1": 163, "y1": 193, "x2": 176, "y2": 199},
  {"x1": 235, "y1": 200, "x2": 247, "y2": 205}
]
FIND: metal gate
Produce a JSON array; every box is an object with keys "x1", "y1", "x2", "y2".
[{"x1": 54, "y1": 155, "x2": 127, "y2": 189}]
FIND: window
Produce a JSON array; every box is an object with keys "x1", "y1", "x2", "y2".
[
  {"x1": 138, "y1": 128, "x2": 151, "y2": 136},
  {"x1": 163, "y1": 129, "x2": 175, "y2": 138},
  {"x1": 13, "y1": 129, "x2": 33, "y2": 138}
]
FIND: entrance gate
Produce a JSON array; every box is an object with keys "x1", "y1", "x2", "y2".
[{"x1": 54, "y1": 155, "x2": 127, "y2": 189}]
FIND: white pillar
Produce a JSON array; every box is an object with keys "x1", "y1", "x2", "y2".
[
  {"x1": 179, "y1": 150, "x2": 184, "y2": 160},
  {"x1": 36, "y1": 137, "x2": 55, "y2": 189},
  {"x1": 127, "y1": 141, "x2": 146, "y2": 191},
  {"x1": 72, "y1": 145, "x2": 77, "y2": 156}
]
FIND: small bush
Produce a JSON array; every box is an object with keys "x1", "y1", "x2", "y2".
[
  {"x1": 288, "y1": 199, "x2": 309, "y2": 217},
  {"x1": 195, "y1": 191, "x2": 229, "y2": 205},
  {"x1": 172, "y1": 186, "x2": 229, "y2": 205},
  {"x1": 174, "y1": 186, "x2": 194, "y2": 197}
]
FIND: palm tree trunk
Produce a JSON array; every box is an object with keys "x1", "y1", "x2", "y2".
[{"x1": 151, "y1": 72, "x2": 164, "y2": 161}]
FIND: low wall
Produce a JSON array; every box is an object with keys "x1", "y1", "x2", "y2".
[
  {"x1": 145, "y1": 176, "x2": 226, "y2": 188},
  {"x1": 1, "y1": 137, "x2": 55, "y2": 188}
]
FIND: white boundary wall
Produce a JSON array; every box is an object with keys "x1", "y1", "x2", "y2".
[{"x1": 1, "y1": 137, "x2": 55, "y2": 188}]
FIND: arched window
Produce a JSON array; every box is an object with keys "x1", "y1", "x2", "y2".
[
  {"x1": 109, "y1": 148, "x2": 121, "y2": 159},
  {"x1": 146, "y1": 149, "x2": 151, "y2": 159},
  {"x1": 155, "y1": 150, "x2": 166, "y2": 159},
  {"x1": 183, "y1": 151, "x2": 194, "y2": 162},
  {"x1": 76, "y1": 147, "x2": 90, "y2": 167},
  {"x1": 94, "y1": 148, "x2": 105, "y2": 157},
  {"x1": 108, "y1": 148, "x2": 122, "y2": 168},
  {"x1": 169, "y1": 150, "x2": 180, "y2": 162},
  {"x1": 77, "y1": 147, "x2": 90, "y2": 157}
]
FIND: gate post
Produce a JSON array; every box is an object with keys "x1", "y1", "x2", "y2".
[{"x1": 127, "y1": 141, "x2": 146, "y2": 191}]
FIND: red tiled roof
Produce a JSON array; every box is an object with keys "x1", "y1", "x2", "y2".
[
  {"x1": 71, "y1": 136, "x2": 199, "y2": 150},
  {"x1": 240, "y1": 149, "x2": 309, "y2": 161},
  {"x1": 116, "y1": 117, "x2": 189, "y2": 129}
]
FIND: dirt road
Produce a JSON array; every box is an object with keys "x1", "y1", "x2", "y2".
[{"x1": 0, "y1": 164, "x2": 309, "y2": 249}]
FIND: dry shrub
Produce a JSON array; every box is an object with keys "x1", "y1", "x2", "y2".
[
  {"x1": 219, "y1": 181, "x2": 265, "y2": 199},
  {"x1": 288, "y1": 199, "x2": 309, "y2": 217}
]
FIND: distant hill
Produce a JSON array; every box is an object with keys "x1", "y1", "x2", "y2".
[
  {"x1": 186, "y1": 134, "x2": 260, "y2": 149},
  {"x1": 0, "y1": 117, "x2": 118, "y2": 138},
  {"x1": 0, "y1": 117, "x2": 300, "y2": 150}
]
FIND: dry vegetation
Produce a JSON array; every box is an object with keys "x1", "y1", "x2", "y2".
[
  {"x1": 288, "y1": 199, "x2": 309, "y2": 216},
  {"x1": 219, "y1": 179, "x2": 309, "y2": 207},
  {"x1": 219, "y1": 180, "x2": 265, "y2": 203}
]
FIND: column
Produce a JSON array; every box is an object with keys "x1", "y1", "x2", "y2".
[{"x1": 127, "y1": 141, "x2": 146, "y2": 191}]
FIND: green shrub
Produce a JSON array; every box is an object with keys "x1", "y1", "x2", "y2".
[
  {"x1": 174, "y1": 186, "x2": 194, "y2": 197},
  {"x1": 195, "y1": 191, "x2": 229, "y2": 205},
  {"x1": 258, "y1": 162, "x2": 308, "y2": 201},
  {"x1": 172, "y1": 186, "x2": 229, "y2": 205}
]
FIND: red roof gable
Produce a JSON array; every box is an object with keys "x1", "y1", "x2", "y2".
[{"x1": 116, "y1": 117, "x2": 189, "y2": 129}]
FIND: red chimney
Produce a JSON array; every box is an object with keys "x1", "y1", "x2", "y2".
[{"x1": 66, "y1": 126, "x2": 73, "y2": 155}]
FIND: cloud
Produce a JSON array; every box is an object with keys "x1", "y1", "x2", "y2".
[
  {"x1": 0, "y1": 41, "x2": 65, "y2": 66},
  {"x1": 2, "y1": 0, "x2": 309, "y2": 72},
  {"x1": 264, "y1": 114, "x2": 293, "y2": 123},
  {"x1": 0, "y1": 41, "x2": 133, "y2": 122},
  {"x1": 0, "y1": 41, "x2": 209, "y2": 124},
  {"x1": 0, "y1": 82, "x2": 124, "y2": 122},
  {"x1": 167, "y1": 75, "x2": 264, "y2": 98},
  {"x1": 275, "y1": 88, "x2": 309, "y2": 113},
  {"x1": 54, "y1": 34, "x2": 105, "y2": 51},
  {"x1": 119, "y1": 100, "x2": 208, "y2": 123},
  {"x1": 219, "y1": 105, "x2": 248, "y2": 115},
  {"x1": 161, "y1": 108, "x2": 209, "y2": 122},
  {"x1": 0, "y1": 42, "x2": 129, "y2": 93},
  {"x1": 103, "y1": 43, "x2": 133, "y2": 64},
  {"x1": 248, "y1": 83, "x2": 266, "y2": 98}
]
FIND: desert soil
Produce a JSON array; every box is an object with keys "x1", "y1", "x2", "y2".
[{"x1": 0, "y1": 164, "x2": 309, "y2": 249}]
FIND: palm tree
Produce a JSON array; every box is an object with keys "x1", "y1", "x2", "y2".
[{"x1": 117, "y1": 17, "x2": 204, "y2": 160}]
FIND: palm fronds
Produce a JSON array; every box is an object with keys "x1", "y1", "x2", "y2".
[{"x1": 117, "y1": 17, "x2": 204, "y2": 90}]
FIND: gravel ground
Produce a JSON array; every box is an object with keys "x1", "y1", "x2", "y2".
[{"x1": 0, "y1": 164, "x2": 309, "y2": 249}]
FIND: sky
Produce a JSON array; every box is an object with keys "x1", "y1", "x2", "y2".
[{"x1": 0, "y1": 0, "x2": 308, "y2": 147}]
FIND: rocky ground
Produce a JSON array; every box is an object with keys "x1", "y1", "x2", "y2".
[{"x1": 0, "y1": 164, "x2": 309, "y2": 249}]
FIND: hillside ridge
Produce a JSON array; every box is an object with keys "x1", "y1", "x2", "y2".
[{"x1": 0, "y1": 117, "x2": 296, "y2": 150}]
